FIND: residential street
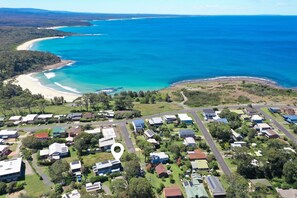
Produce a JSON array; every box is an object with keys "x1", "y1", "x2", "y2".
[{"x1": 190, "y1": 111, "x2": 232, "y2": 176}]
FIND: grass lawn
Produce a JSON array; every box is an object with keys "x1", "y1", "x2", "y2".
[
  {"x1": 225, "y1": 158, "x2": 237, "y2": 172},
  {"x1": 81, "y1": 152, "x2": 113, "y2": 167},
  {"x1": 133, "y1": 102, "x2": 182, "y2": 116},
  {"x1": 24, "y1": 174, "x2": 50, "y2": 197}
]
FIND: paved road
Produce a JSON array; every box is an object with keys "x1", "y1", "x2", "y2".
[
  {"x1": 32, "y1": 154, "x2": 54, "y2": 186},
  {"x1": 119, "y1": 123, "x2": 135, "y2": 153},
  {"x1": 257, "y1": 107, "x2": 297, "y2": 145},
  {"x1": 190, "y1": 110, "x2": 232, "y2": 176}
]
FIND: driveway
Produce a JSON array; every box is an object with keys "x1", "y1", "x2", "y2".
[{"x1": 32, "y1": 154, "x2": 54, "y2": 186}]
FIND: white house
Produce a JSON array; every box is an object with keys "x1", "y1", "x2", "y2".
[
  {"x1": 251, "y1": 115, "x2": 264, "y2": 123},
  {"x1": 22, "y1": 114, "x2": 38, "y2": 123},
  {"x1": 99, "y1": 137, "x2": 115, "y2": 150},
  {"x1": 102, "y1": 127, "x2": 116, "y2": 138},
  {"x1": 62, "y1": 190, "x2": 81, "y2": 198},
  {"x1": 70, "y1": 161, "x2": 82, "y2": 173},
  {"x1": 150, "y1": 152, "x2": 169, "y2": 164},
  {"x1": 85, "y1": 128, "x2": 101, "y2": 135},
  {"x1": 0, "y1": 158, "x2": 23, "y2": 182},
  {"x1": 0, "y1": 130, "x2": 18, "y2": 139},
  {"x1": 255, "y1": 123, "x2": 271, "y2": 133},
  {"x1": 48, "y1": 143, "x2": 69, "y2": 159},
  {"x1": 86, "y1": 182, "x2": 102, "y2": 192},
  {"x1": 147, "y1": 117, "x2": 163, "y2": 126},
  {"x1": 163, "y1": 115, "x2": 177, "y2": 123},
  {"x1": 9, "y1": 116, "x2": 22, "y2": 122},
  {"x1": 178, "y1": 114, "x2": 193, "y2": 124},
  {"x1": 183, "y1": 137, "x2": 196, "y2": 147},
  {"x1": 37, "y1": 114, "x2": 53, "y2": 120}
]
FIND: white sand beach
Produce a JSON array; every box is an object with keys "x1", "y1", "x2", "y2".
[
  {"x1": 12, "y1": 73, "x2": 81, "y2": 102},
  {"x1": 14, "y1": 36, "x2": 81, "y2": 102},
  {"x1": 16, "y1": 36, "x2": 64, "y2": 51}
]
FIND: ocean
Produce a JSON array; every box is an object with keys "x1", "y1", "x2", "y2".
[{"x1": 32, "y1": 16, "x2": 297, "y2": 94}]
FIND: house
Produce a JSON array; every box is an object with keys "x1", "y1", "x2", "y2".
[
  {"x1": 0, "y1": 158, "x2": 24, "y2": 182},
  {"x1": 155, "y1": 164, "x2": 168, "y2": 178},
  {"x1": 148, "y1": 117, "x2": 163, "y2": 126},
  {"x1": 203, "y1": 109, "x2": 216, "y2": 119},
  {"x1": 132, "y1": 119, "x2": 145, "y2": 132},
  {"x1": 187, "y1": 149, "x2": 207, "y2": 161},
  {"x1": 0, "y1": 130, "x2": 18, "y2": 139},
  {"x1": 163, "y1": 185, "x2": 183, "y2": 198},
  {"x1": 268, "y1": 107, "x2": 281, "y2": 114},
  {"x1": 231, "y1": 129, "x2": 243, "y2": 141},
  {"x1": 67, "y1": 113, "x2": 82, "y2": 121},
  {"x1": 255, "y1": 123, "x2": 271, "y2": 133},
  {"x1": 249, "y1": 179, "x2": 272, "y2": 191},
  {"x1": 183, "y1": 174, "x2": 208, "y2": 198},
  {"x1": 67, "y1": 126, "x2": 82, "y2": 137},
  {"x1": 283, "y1": 115, "x2": 297, "y2": 124},
  {"x1": 144, "y1": 129, "x2": 155, "y2": 139},
  {"x1": 245, "y1": 106, "x2": 257, "y2": 116},
  {"x1": 191, "y1": 160, "x2": 209, "y2": 171},
  {"x1": 150, "y1": 152, "x2": 169, "y2": 164},
  {"x1": 39, "y1": 149, "x2": 50, "y2": 159},
  {"x1": 52, "y1": 127, "x2": 66, "y2": 138},
  {"x1": 163, "y1": 115, "x2": 177, "y2": 123},
  {"x1": 205, "y1": 176, "x2": 226, "y2": 197},
  {"x1": 179, "y1": 129, "x2": 195, "y2": 138},
  {"x1": 183, "y1": 137, "x2": 196, "y2": 146},
  {"x1": 0, "y1": 117, "x2": 4, "y2": 126},
  {"x1": 147, "y1": 138, "x2": 160, "y2": 146},
  {"x1": 178, "y1": 114, "x2": 193, "y2": 124},
  {"x1": 0, "y1": 145, "x2": 10, "y2": 157},
  {"x1": 99, "y1": 137, "x2": 115, "y2": 150},
  {"x1": 240, "y1": 114, "x2": 251, "y2": 121},
  {"x1": 264, "y1": 129, "x2": 279, "y2": 139},
  {"x1": 22, "y1": 114, "x2": 38, "y2": 123},
  {"x1": 48, "y1": 143, "x2": 69, "y2": 159},
  {"x1": 102, "y1": 127, "x2": 116, "y2": 138},
  {"x1": 86, "y1": 182, "x2": 102, "y2": 192},
  {"x1": 70, "y1": 161, "x2": 82, "y2": 182},
  {"x1": 85, "y1": 128, "x2": 101, "y2": 135},
  {"x1": 70, "y1": 161, "x2": 82, "y2": 173},
  {"x1": 9, "y1": 116, "x2": 22, "y2": 122},
  {"x1": 276, "y1": 188, "x2": 297, "y2": 198},
  {"x1": 251, "y1": 115, "x2": 264, "y2": 123},
  {"x1": 62, "y1": 189, "x2": 81, "y2": 198},
  {"x1": 34, "y1": 132, "x2": 49, "y2": 140},
  {"x1": 98, "y1": 110, "x2": 115, "y2": 118},
  {"x1": 93, "y1": 160, "x2": 122, "y2": 175},
  {"x1": 37, "y1": 114, "x2": 53, "y2": 121}
]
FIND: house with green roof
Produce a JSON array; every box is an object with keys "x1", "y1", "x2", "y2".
[
  {"x1": 183, "y1": 173, "x2": 209, "y2": 198},
  {"x1": 191, "y1": 160, "x2": 209, "y2": 171},
  {"x1": 52, "y1": 127, "x2": 66, "y2": 138}
]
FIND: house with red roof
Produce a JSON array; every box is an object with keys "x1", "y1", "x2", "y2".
[
  {"x1": 163, "y1": 185, "x2": 183, "y2": 198},
  {"x1": 155, "y1": 163, "x2": 168, "y2": 178},
  {"x1": 187, "y1": 149, "x2": 207, "y2": 161},
  {"x1": 34, "y1": 132, "x2": 49, "y2": 140}
]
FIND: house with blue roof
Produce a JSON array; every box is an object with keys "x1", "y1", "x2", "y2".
[
  {"x1": 52, "y1": 127, "x2": 66, "y2": 138},
  {"x1": 179, "y1": 129, "x2": 195, "y2": 138},
  {"x1": 132, "y1": 119, "x2": 145, "y2": 132},
  {"x1": 284, "y1": 115, "x2": 297, "y2": 124},
  {"x1": 215, "y1": 118, "x2": 228, "y2": 124}
]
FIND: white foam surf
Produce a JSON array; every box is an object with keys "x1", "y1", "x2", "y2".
[
  {"x1": 54, "y1": 82, "x2": 81, "y2": 94},
  {"x1": 43, "y1": 72, "x2": 56, "y2": 79}
]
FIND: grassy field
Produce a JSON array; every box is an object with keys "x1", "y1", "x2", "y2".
[
  {"x1": 81, "y1": 152, "x2": 113, "y2": 167},
  {"x1": 133, "y1": 102, "x2": 182, "y2": 116},
  {"x1": 24, "y1": 174, "x2": 51, "y2": 197}
]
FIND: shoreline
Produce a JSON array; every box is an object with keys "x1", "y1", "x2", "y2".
[{"x1": 16, "y1": 36, "x2": 65, "y2": 51}]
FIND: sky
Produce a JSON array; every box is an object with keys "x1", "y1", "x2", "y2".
[{"x1": 0, "y1": 0, "x2": 297, "y2": 15}]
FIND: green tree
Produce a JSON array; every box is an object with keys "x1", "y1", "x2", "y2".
[
  {"x1": 49, "y1": 160, "x2": 70, "y2": 184},
  {"x1": 125, "y1": 160, "x2": 141, "y2": 181},
  {"x1": 128, "y1": 178, "x2": 153, "y2": 198},
  {"x1": 283, "y1": 160, "x2": 297, "y2": 184},
  {"x1": 226, "y1": 174, "x2": 249, "y2": 198},
  {"x1": 110, "y1": 179, "x2": 128, "y2": 196}
]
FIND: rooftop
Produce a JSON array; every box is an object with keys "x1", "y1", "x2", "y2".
[
  {"x1": 250, "y1": 178, "x2": 272, "y2": 187},
  {"x1": 34, "y1": 132, "x2": 49, "y2": 139},
  {"x1": 0, "y1": 157, "x2": 23, "y2": 176},
  {"x1": 70, "y1": 161, "x2": 82, "y2": 171},
  {"x1": 205, "y1": 176, "x2": 226, "y2": 196},
  {"x1": 22, "y1": 114, "x2": 38, "y2": 122},
  {"x1": 163, "y1": 185, "x2": 182, "y2": 197},
  {"x1": 102, "y1": 127, "x2": 116, "y2": 138},
  {"x1": 178, "y1": 114, "x2": 192, "y2": 121},
  {"x1": 188, "y1": 149, "x2": 207, "y2": 160},
  {"x1": 144, "y1": 129, "x2": 155, "y2": 138},
  {"x1": 99, "y1": 137, "x2": 115, "y2": 148},
  {"x1": 155, "y1": 163, "x2": 167, "y2": 175},
  {"x1": 49, "y1": 143, "x2": 68, "y2": 155},
  {"x1": 191, "y1": 160, "x2": 208, "y2": 169},
  {"x1": 203, "y1": 109, "x2": 216, "y2": 114}
]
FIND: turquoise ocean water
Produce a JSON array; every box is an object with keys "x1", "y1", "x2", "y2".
[{"x1": 32, "y1": 16, "x2": 297, "y2": 94}]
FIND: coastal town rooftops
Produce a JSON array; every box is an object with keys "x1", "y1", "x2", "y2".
[
  {"x1": 177, "y1": 113, "x2": 192, "y2": 121},
  {"x1": 144, "y1": 130, "x2": 155, "y2": 138},
  {"x1": 187, "y1": 149, "x2": 207, "y2": 160},
  {"x1": 276, "y1": 188, "x2": 297, "y2": 198},
  {"x1": 250, "y1": 179, "x2": 272, "y2": 188},
  {"x1": 52, "y1": 126, "x2": 66, "y2": 133},
  {"x1": 0, "y1": 130, "x2": 18, "y2": 137},
  {"x1": 9, "y1": 116, "x2": 22, "y2": 121},
  {"x1": 163, "y1": 185, "x2": 182, "y2": 198},
  {"x1": 22, "y1": 114, "x2": 38, "y2": 122},
  {"x1": 132, "y1": 119, "x2": 145, "y2": 127},
  {"x1": 0, "y1": 157, "x2": 23, "y2": 177},
  {"x1": 150, "y1": 152, "x2": 169, "y2": 159},
  {"x1": 40, "y1": 149, "x2": 49, "y2": 156},
  {"x1": 99, "y1": 137, "x2": 115, "y2": 148},
  {"x1": 148, "y1": 117, "x2": 163, "y2": 125},
  {"x1": 256, "y1": 123, "x2": 271, "y2": 129},
  {"x1": 155, "y1": 163, "x2": 167, "y2": 176},
  {"x1": 85, "y1": 128, "x2": 101, "y2": 134},
  {"x1": 49, "y1": 143, "x2": 68, "y2": 155},
  {"x1": 86, "y1": 182, "x2": 102, "y2": 192},
  {"x1": 179, "y1": 129, "x2": 195, "y2": 137},
  {"x1": 62, "y1": 189, "x2": 81, "y2": 198},
  {"x1": 70, "y1": 161, "x2": 82, "y2": 171},
  {"x1": 37, "y1": 114, "x2": 53, "y2": 119},
  {"x1": 163, "y1": 115, "x2": 177, "y2": 120},
  {"x1": 102, "y1": 127, "x2": 116, "y2": 138},
  {"x1": 191, "y1": 160, "x2": 208, "y2": 170},
  {"x1": 251, "y1": 115, "x2": 263, "y2": 121},
  {"x1": 203, "y1": 108, "x2": 216, "y2": 115},
  {"x1": 205, "y1": 176, "x2": 226, "y2": 197},
  {"x1": 34, "y1": 132, "x2": 49, "y2": 139}
]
